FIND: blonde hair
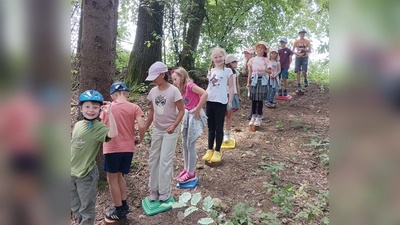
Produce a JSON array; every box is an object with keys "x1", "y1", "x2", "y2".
[
  {"x1": 173, "y1": 67, "x2": 192, "y2": 94},
  {"x1": 208, "y1": 47, "x2": 227, "y2": 74}
]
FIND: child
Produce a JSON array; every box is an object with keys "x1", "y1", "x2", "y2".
[
  {"x1": 71, "y1": 90, "x2": 118, "y2": 225},
  {"x1": 224, "y1": 54, "x2": 242, "y2": 142},
  {"x1": 246, "y1": 41, "x2": 271, "y2": 126},
  {"x1": 292, "y1": 29, "x2": 312, "y2": 92},
  {"x1": 202, "y1": 47, "x2": 234, "y2": 163},
  {"x1": 171, "y1": 67, "x2": 208, "y2": 183},
  {"x1": 278, "y1": 37, "x2": 293, "y2": 96},
  {"x1": 266, "y1": 48, "x2": 281, "y2": 108},
  {"x1": 242, "y1": 48, "x2": 255, "y2": 120},
  {"x1": 145, "y1": 61, "x2": 185, "y2": 201},
  {"x1": 100, "y1": 82, "x2": 146, "y2": 220}
]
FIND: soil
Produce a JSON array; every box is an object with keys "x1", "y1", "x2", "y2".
[{"x1": 71, "y1": 76, "x2": 329, "y2": 225}]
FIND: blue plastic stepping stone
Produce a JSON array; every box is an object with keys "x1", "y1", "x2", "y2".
[{"x1": 176, "y1": 177, "x2": 199, "y2": 189}]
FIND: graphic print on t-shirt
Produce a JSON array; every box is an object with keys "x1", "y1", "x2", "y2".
[
  {"x1": 184, "y1": 98, "x2": 189, "y2": 105},
  {"x1": 297, "y1": 43, "x2": 307, "y2": 56},
  {"x1": 210, "y1": 73, "x2": 219, "y2": 86},
  {"x1": 71, "y1": 137, "x2": 85, "y2": 149},
  {"x1": 155, "y1": 94, "x2": 166, "y2": 115}
]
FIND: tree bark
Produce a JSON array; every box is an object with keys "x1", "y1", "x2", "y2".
[
  {"x1": 180, "y1": 0, "x2": 206, "y2": 71},
  {"x1": 79, "y1": 0, "x2": 119, "y2": 181},
  {"x1": 125, "y1": 0, "x2": 165, "y2": 86}
]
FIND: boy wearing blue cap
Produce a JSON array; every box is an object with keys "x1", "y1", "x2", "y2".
[
  {"x1": 71, "y1": 90, "x2": 118, "y2": 225},
  {"x1": 100, "y1": 82, "x2": 146, "y2": 220}
]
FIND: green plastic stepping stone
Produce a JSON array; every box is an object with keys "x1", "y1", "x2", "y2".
[{"x1": 141, "y1": 195, "x2": 175, "y2": 216}]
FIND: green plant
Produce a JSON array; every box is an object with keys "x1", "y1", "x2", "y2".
[
  {"x1": 160, "y1": 192, "x2": 224, "y2": 224},
  {"x1": 258, "y1": 162, "x2": 285, "y2": 185},
  {"x1": 130, "y1": 158, "x2": 140, "y2": 169},
  {"x1": 275, "y1": 120, "x2": 284, "y2": 131},
  {"x1": 228, "y1": 203, "x2": 255, "y2": 225},
  {"x1": 98, "y1": 180, "x2": 108, "y2": 190},
  {"x1": 302, "y1": 137, "x2": 329, "y2": 172},
  {"x1": 290, "y1": 118, "x2": 309, "y2": 131}
]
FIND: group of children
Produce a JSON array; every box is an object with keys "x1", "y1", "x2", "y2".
[{"x1": 71, "y1": 30, "x2": 311, "y2": 224}]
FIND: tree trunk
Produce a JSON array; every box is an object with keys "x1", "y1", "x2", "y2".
[
  {"x1": 79, "y1": 0, "x2": 119, "y2": 181},
  {"x1": 180, "y1": 0, "x2": 206, "y2": 71},
  {"x1": 125, "y1": 0, "x2": 165, "y2": 86}
]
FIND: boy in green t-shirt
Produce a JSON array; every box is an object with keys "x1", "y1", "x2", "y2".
[{"x1": 71, "y1": 90, "x2": 118, "y2": 225}]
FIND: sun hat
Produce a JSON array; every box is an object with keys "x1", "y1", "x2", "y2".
[
  {"x1": 110, "y1": 81, "x2": 131, "y2": 94},
  {"x1": 145, "y1": 61, "x2": 168, "y2": 81},
  {"x1": 253, "y1": 41, "x2": 269, "y2": 53},
  {"x1": 225, "y1": 54, "x2": 240, "y2": 64},
  {"x1": 243, "y1": 48, "x2": 254, "y2": 54},
  {"x1": 298, "y1": 28, "x2": 307, "y2": 33},
  {"x1": 279, "y1": 37, "x2": 288, "y2": 43},
  {"x1": 270, "y1": 48, "x2": 279, "y2": 54}
]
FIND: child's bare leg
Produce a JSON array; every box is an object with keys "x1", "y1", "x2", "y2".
[
  {"x1": 107, "y1": 172, "x2": 122, "y2": 206},
  {"x1": 117, "y1": 172, "x2": 127, "y2": 201},
  {"x1": 225, "y1": 110, "x2": 232, "y2": 131}
]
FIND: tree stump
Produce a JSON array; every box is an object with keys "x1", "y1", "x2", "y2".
[
  {"x1": 103, "y1": 217, "x2": 128, "y2": 225},
  {"x1": 205, "y1": 160, "x2": 222, "y2": 167},
  {"x1": 296, "y1": 90, "x2": 305, "y2": 96},
  {"x1": 249, "y1": 125, "x2": 258, "y2": 132}
]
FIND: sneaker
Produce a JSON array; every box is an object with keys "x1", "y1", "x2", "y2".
[
  {"x1": 202, "y1": 150, "x2": 214, "y2": 161},
  {"x1": 297, "y1": 84, "x2": 302, "y2": 92},
  {"x1": 149, "y1": 190, "x2": 158, "y2": 201},
  {"x1": 271, "y1": 101, "x2": 278, "y2": 105},
  {"x1": 210, "y1": 151, "x2": 222, "y2": 163},
  {"x1": 159, "y1": 192, "x2": 171, "y2": 202},
  {"x1": 259, "y1": 115, "x2": 265, "y2": 120},
  {"x1": 247, "y1": 112, "x2": 252, "y2": 120},
  {"x1": 177, "y1": 172, "x2": 197, "y2": 183},
  {"x1": 266, "y1": 102, "x2": 272, "y2": 108},
  {"x1": 108, "y1": 204, "x2": 130, "y2": 215},
  {"x1": 223, "y1": 131, "x2": 230, "y2": 143},
  {"x1": 283, "y1": 89, "x2": 288, "y2": 96},
  {"x1": 278, "y1": 89, "x2": 283, "y2": 96},
  {"x1": 254, "y1": 118, "x2": 262, "y2": 126},
  {"x1": 105, "y1": 207, "x2": 126, "y2": 220},
  {"x1": 249, "y1": 117, "x2": 256, "y2": 126},
  {"x1": 304, "y1": 79, "x2": 309, "y2": 87},
  {"x1": 175, "y1": 169, "x2": 187, "y2": 181}
]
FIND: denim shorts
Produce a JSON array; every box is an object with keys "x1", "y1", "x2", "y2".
[
  {"x1": 295, "y1": 56, "x2": 308, "y2": 72},
  {"x1": 279, "y1": 68, "x2": 289, "y2": 79},
  {"x1": 227, "y1": 93, "x2": 240, "y2": 112},
  {"x1": 103, "y1": 152, "x2": 134, "y2": 174}
]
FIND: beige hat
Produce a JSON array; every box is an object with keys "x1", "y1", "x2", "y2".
[
  {"x1": 225, "y1": 54, "x2": 239, "y2": 64},
  {"x1": 146, "y1": 61, "x2": 168, "y2": 81},
  {"x1": 270, "y1": 48, "x2": 278, "y2": 54},
  {"x1": 253, "y1": 41, "x2": 269, "y2": 53},
  {"x1": 243, "y1": 48, "x2": 254, "y2": 54}
]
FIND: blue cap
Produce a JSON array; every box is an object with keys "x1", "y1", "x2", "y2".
[
  {"x1": 110, "y1": 81, "x2": 131, "y2": 94},
  {"x1": 279, "y1": 37, "x2": 288, "y2": 43}
]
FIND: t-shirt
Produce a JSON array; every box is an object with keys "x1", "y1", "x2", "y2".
[
  {"x1": 100, "y1": 101, "x2": 144, "y2": 154},
  {"x1": 227, "y1": 71, "x2": 238, "y2": 94},
  {"x1": 207, "y1": 68, "x2": 233, "y2": 104},
  {"x1": 183, "y1": 81, "x2": 200, "y2": 111},
  {"x1": 147, "y1": 85, "x2": 182, "y2": 130},
  {"x1": 269, "y1": 61, "x2": 280, "y2": 75},
  {"x1": 248, "y1": 56, "x2": 270, "y2": 72},
  {"x1": 293, "y1": 39, "x2": 311, "y2": 58},
  {"x1": 278, "y1": 47, "x2": 293, "y2": 69},
  {"x1": 71, "y1": 120, "x2": 110, "y2": 178}
]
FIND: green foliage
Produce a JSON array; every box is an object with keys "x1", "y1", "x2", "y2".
[
  {"x1": 228, "y1": 203, "x2": 256, "y2": 225},
  {"x1": 98, "y1": 180, "x2": 108, "y2": 190},
  {"x1": 289, "y1": 118, "x2": 309, "y2": 131},
  {"x1": 275, "y1": 120, "x2": 284, "y2": 131},
  {"x1": 258, "y1": 162, "x2": 285, "y2": 185},
  {"x1": 130, "y1": 158, "x2": 140, "y2": 169},
  {"x1": 302, "y1": 137, "x2": 329, "y2": 172}
]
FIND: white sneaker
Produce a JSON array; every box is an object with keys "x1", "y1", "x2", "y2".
[
  {"x1": 249, "y1": 117, "x2": 256, "y2": 126},
  {"x1": 223, "y1": 131, "x2": 230, "y2": 143},
  {"x1": 254, "y1": 118, "x2": 262, "y2": 126}
]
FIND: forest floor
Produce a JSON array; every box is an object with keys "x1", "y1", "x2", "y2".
[{"x1": 71, "y1": 76, "x2": 329, "y2": 225}]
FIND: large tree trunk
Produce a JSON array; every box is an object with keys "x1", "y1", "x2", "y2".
[
  {"x1": 180, "y1": 0, "x2": 206, "y2": 71},
  {"x1": 79, "y1": 0, "x2": 119, "y2": 181},
  {"x1": 125, "y1": 0, "x2": 165, "y2": 86}
]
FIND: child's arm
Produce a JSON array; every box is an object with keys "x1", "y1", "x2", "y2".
[
  {"x1": 236, "y1": 75, "x2": 242, "y2": 102},
  {"x1": 102, "y1": 102, "x2": 118, "y2": 138},
  {"x1": 136, "y1": 115, "x2": 146, "y2": 145},
  {"x1": 191, "y1": 85, "x2": 208, "y2": 120},
  {"x1": 274, "y1": 63, "x2": 281, "y2": 78},
  {"x1": 145, "y1": 103, "x2": 154, "y2": 131},
  {"x1": 228, "y1": 75, "x2": 234, "y2": 109},
  {"x1": 246, "y1": 65, "x2": 253, "y2": 89},
  {"x1": 166, "y1": 100, "x2": 184, "y2": 134}
]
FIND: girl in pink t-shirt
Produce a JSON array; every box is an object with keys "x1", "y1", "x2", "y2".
[{"x1": 171, "y1": 67, "x2": 208, "y2": 183}]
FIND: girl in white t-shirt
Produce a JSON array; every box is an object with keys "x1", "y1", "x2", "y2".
[
  {"x1": 202, "y1": 47, "x2": 234, "y2": 163},
  {"x1": 223, "y1": 54, "x2": 242, "y2": 142}
]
